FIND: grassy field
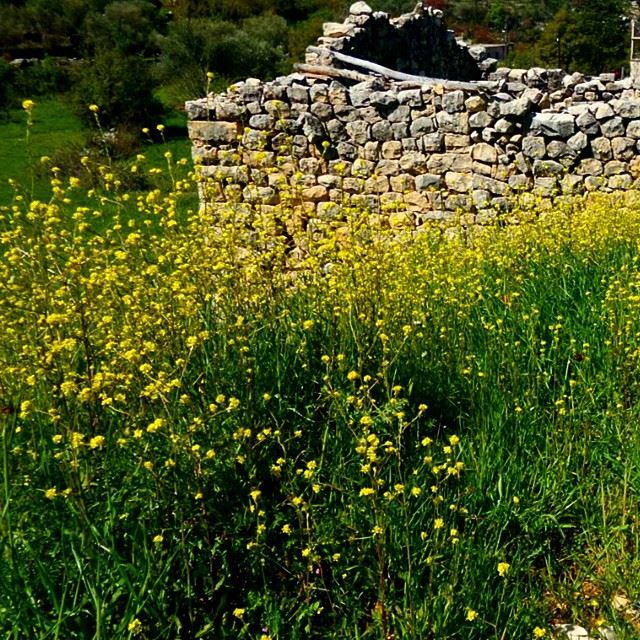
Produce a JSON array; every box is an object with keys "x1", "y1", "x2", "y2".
[
  {"x1": 0, "y1": 96, "x2": 191, "y2": 206},
  {"x1": 3, "y1": 145, "x2": 640, "y2": 639}
]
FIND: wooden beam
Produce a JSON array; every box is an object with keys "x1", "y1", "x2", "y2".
[{"x1": 305, "y1": 46, "x2": 499, "y2": 92}]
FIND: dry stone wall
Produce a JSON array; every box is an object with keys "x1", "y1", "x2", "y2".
[{"x1": 187, "y1": 3, "x2": 640, "y2": 226}]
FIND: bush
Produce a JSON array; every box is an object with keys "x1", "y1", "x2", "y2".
[
  {"x1": 0, "y1": 59, "x2": 17, "y2": 114},
  {"x1": 71, "y1": 50, "x2": 162, "y2": 131},
  {"x1": 157, "y1": 15, "x2": 290, "y2": 99}
]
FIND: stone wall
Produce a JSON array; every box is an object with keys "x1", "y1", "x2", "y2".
[{"x1": 186, "y1": 3, "x2": 640, "y2": 226}]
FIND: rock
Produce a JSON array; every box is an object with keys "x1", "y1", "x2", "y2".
[
  {"x1": 601, "y1": 117, "x2": 625, "y2": 138},
  {"x1": 609, "y1": 173, "x2": 633, "y2": 189},
  {"x1": 287, "y1": 84, "x2": 309, "y2": 103},
  {"x1": 188, "y1": 121, "x2": 239, "y2": 143},
  {"x1": 469, "y1": 111, "x2": 494, "y2": 128},
  {"x1": 533, "y1": 159, "x2": 564, "y2": 177},
  {"x1": 445, "y1": 171, "x2": 473, "y2": 192},
  {"x1": 472, "y1": 143, "x2": 498, "y2": 164},
  {"x1": 591, "y1": 137, "x2": 612, "y2": 161},
  {"x1": 472, "y1": 174, "x2": 508, "y2": 195},
  {"x1": 531, "y1": 112, "x2": 575, "y2": 138},
  {"x1": 576, "y1": 110, "x2": 600, "y2": 135},
  {"x1": 248, "y1": 114, "x2": 275, "y2": 130},
  {"x1": 465, "y1": 95, "x2": 487, "y2": 113},
  {"x1": 371, "y1": 121, "x2": 393, "y2": 141},
  {"x1": 495, "y1": 118, "x2": 516, "y2": 134},
  {"x1": 346, "y1": 120, "x2": 370, "y2": 145},
  {"x1": 626, "y1": 120, "x2": 640, "y2": 138},
  {"x1": 567, "y1": 131, "x2": 588, "y2": 152},
  {"x1": 397, "y1": 89, "x2": 423, "y2": 107},
  {"x1": 381, "y1": 140, "x2": 402, "y2": 159},
  {"x1": 576, "y1": 158, "x2": 603, "y2": 176},
  {"x1": 444, "y1": 134, "x2": 470, "y2": 149},
  {"x1": 443, "y1": 90, "x2": 466, "y2": 113},
  {"x1": 294, "y1": 114, "x2": 322, "y2": 143},
  {"x1": 375, "y1": 159, "x2": 400, "y2": 175},
  {"x1": 611, "y1": 137, "x2": 636, "y2": 161},
  {"x1": 594, "y1": 103, "x2": 615, "y2": 120},
  {"x1": 522, "y1": 136, "x2": 547, "y2": 159},
  {"x1": 420, "y1": 133, "x2": 441, "y2": 153},
  {"x1": 436, "y1": 111, "x2": 470, "y2": 134},
  {"x1": 322, "y1": 22, "x2": 355, "y2": 38},
  {"x1": 399, "y1": 152, "x2": 428, "y2": 172},
  {"x1": 615, "y1": 99, "x2": 640, "y2": 119},
  {"x1": 310, "y1": 102, "x2": 333, "y2": 121},
  {"x1": 604, "y1": 160, "x2": 627, "y2": 176},
  {"x1": 415, "y1": 174, "x2": 442, "y2": 190},
  {"x1": 410, "y1": 117, "x2": 437, "y2": 136},
  {"x1": 534, "y1": 176, "x2": 558, "y2": 196},
  {"x1": 388, "y1": 105, "x2": 411, "y2": 122},
  {"x1": 561, "y1": 174, "x2": 584, "y2": 194},
  {"x1": 553, "y1": 624, "x2": 590, "y2": 640},
  {"x1": 500, "y1": 96, "x2": 532, "y2": 118},
  {"x1": 350, "y1": 1, "x2": 372, "y2": 14}
]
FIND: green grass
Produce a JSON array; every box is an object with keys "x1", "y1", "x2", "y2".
[
  {"x1": 0, "y1": 94, "x2": 192, "y2": 207},
  {"x1": 0, "y1": 97, "x2": 85, "y2": 204},
  {"x1": 3, "y1": 162, "x2": 640, "y2": 638}
]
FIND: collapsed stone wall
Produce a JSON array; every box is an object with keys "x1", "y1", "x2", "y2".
[
  {"x1": 310, "y1": 1, "x2": 482, "y2": 81},
  {"x1": 187, "y1": 4, "x2": 640, "y2": 226}
]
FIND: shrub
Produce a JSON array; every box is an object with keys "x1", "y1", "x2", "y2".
[{"x1": 70, "y1": 50, "x2": 162, "y2": 131}]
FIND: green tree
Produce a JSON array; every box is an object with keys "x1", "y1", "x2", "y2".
[
  {"x1": 570, "y1": 0, "x2": 629, "y2": 74},
  {"x1": 71, "y1": 49, "x2": 161, "y2": 131},
  {"x1": 157, "y1": 15, "x2": 289, "y2": 99}
]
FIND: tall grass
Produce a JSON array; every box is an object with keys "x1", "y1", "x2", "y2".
[{"x1": 3, "y1": 133, "x2": 640, "y2": 638}]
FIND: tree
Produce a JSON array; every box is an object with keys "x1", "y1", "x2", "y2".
[{"x1": 570, "y1": 0, "x2": 630, "y2": 74}]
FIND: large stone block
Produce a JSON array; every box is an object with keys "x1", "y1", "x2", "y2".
[
  {"x1": 530, "y1": 112, "x2": 575, "y2": 138},
  {"x1": 188, "y1": 121, "x2": 239, "y2": 144}
]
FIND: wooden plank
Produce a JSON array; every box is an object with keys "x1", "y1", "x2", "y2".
[{"x1": 305, "y1": 46, "x2": 498, "y2": 92}]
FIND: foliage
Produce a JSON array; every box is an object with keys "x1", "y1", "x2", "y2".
[
  {"x1": 70, "y1": 50, "x2": 162, "y2": 132},
  {"x1": 157, "y1": 15, "x2": 289, "y2": 99},
  {"x1": 4, "y1": 116, "x2": 640, "y2": 636},
  {"x1": 0, "y1": 59, "x2": 16, "y2": 113}
]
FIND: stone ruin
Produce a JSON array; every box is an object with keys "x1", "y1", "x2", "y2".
[{"x1": 186, "y1": 1, "x2": 640, "y2": 226}]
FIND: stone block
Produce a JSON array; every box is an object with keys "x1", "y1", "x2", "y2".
[
  {"x1": 188, "y1": 121, "x2": 239, "y2": 144},
  {"x1": 627, "y1": 120, "x2": 640, "y2": 138},
  {"x1": 302, "y1": 185, "x2": 329, "y2": 201},
  {"x1": 604, "y1": 160, "x2": 627, "y2": 176},
  {"x1": 530, "y1": 112, "x2": 575, "y2": 138},
  {"x1": 410, "y1": 116, "x2": 436, "y2": 136},
  {"x1": 443, "y1": 90, "x2": 466, "y2": 113},
  {"x1": 390, "y1": 174, "x2": 414, "y2": 192},
  {"x1": 422, "y1": 133, "x2": 445, "y2": 152},
  {"x1": 533, "y1": 159, "x2": 564, "y2": 177},
  {"x1": 465, "y1": 95, "x2": 487, "y2": 113},
  {"x1": 469, "y1": 111, "x2": 493, "y2": 128},
  {"x1": 371, "y1": 121, "x2": 393, "y2": 141},
  {"x1": 375, "y1": 159, "x2": 400, "y2": 175},
  {"x1": 346, "y1": 120, "x2": 370, "y2": 145},
  {"x1": 381, "y1": 141, "x2": 402, "y2": 159},
  {"x1": 611, "y1": 137, "x2": 636, "y2": 161},
  {"x1": 399, "y1": 152, "x2": 428, "y2": 173},
  {"x1": 415, "y1": 174, "x2": 442, "y2": 190},
  {"x1": 591, "y1": 137, "x2": 612, "y2": 161},
  {"x1": 472, "y1": 143, "x2": 498, "y2": 164},
  {"x1": 397, "y1": 89, "x2": 423, "y2": 107},
  {"x1": 608, "y1": 173, "x2": 633, "y2": 189},
  {"x1": 445, "y1": 171, "x2": 473, "y2": 193},
  {"x1": 364, "y1": 175, "x2": 390, "y2": 193},
  {"x1": 600, "y1": 117, "x2": 625, "y2": 138},
  {"x1": 445, "y1": 134, "x2": 471, "y2": 149},
  {"x1": 472, "y1": 174, "x2": 508, "y2": 195},
  {"x1": 522, "y1": 136, "x2": 546, "y2": 159},
  {"x1": 436, "y1": 111, "x2": 470, "y2": 134}
]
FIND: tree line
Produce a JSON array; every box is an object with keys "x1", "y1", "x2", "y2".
[{"x1": 0, "y1": 0, "x2": 632, "y2": 134}]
